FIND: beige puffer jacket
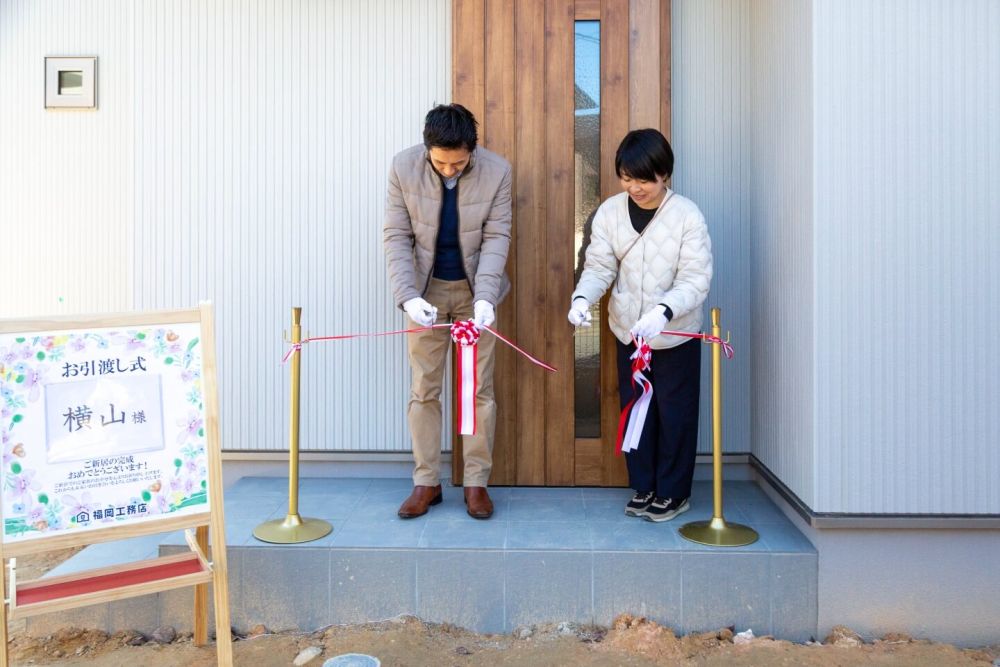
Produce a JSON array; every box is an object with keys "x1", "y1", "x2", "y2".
[
  {"x1": 572, "y1": 190, "x2": 712, "y2": 349},
  {"x1": 383, "y1": 144, "x2": 513, "y2": 308}
]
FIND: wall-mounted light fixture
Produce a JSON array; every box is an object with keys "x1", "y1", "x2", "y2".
[{"x1": 45, "y1": 56, "x2": 97, "y2": 109}]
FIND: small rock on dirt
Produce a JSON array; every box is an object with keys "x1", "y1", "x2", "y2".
[
  {"x1": 557, "y1": 622, "x2": 579, "y2": 636},
  {"x1": 53, "y1": 628, "x2": 83, "y2": 643},
  {"x1": 151, "y1": 626, "x2": 177, "y2": 644},
  {"x1": 293, "y1": 646, "x2": 323, "y2": 665},
  {"x1": 247, "y1": 624, "x2": 270, "y2": 637},
  {"x1": 578, "y1": 627, "x2": 606, "y2": 643},
  {"x1": 126, "y1": 632, "x2": 147, "y2": 646},
  {"x1": 455, "y1": 645, "x2": 472, "y2": 655},
  {"x1": 825, "y1": 625, "x2": 863, "y2": 647},
  {"x1": 880, "y1": 632, "x2": 912, "y2": 643},
  {"x1": 612, "y1": 614, "x2": 643, "y2": 631},
  {"x1": 734, "y1": 629, "x2": 755, "y2": 645},
  {"x1": 514, "y1": 625, "x2": 534, "y2": 640}
]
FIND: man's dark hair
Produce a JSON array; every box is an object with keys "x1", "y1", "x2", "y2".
[
  {"x1": 423, "y1": 104, "x2": 479, "y2": 151},
  {"x1": 615, "y1": 128, "x2": 674, "y2": 181}
]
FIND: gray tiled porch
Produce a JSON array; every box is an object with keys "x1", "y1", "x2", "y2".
[{"x1": 32, "y1": 477, "x2": 817, "y2": 641}]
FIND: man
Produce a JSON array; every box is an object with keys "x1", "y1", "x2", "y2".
[{"x1": 383, "y1": 104, "x2": 512, "y2": 519}]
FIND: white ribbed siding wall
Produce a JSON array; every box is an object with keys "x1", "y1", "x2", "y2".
[
  {"x1": 673, "y1": 0, "x2": 1000, "y2": 515},
  {"x1": 0, "y1": 1, "x2": 134, "y2": 316},
  {"x1": 671, "y1": 0, "x2": 752, "y2": 457},
  {"x1": 672, "y1": 0, "x2": 814, "y2": 490},
  {"x1": 743, "y1": 1, "x2": 815, "y2": 508},
  {"x1": 0, "y1": 0, "x2": 452, "y2": 454},
  {"x1": 813, "y1": 0, "x2": 1000, "y2": 514}
]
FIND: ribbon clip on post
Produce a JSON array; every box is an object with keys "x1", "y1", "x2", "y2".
[{"x1": 702, "y1": 330, "x2": 734, "y2": 359}]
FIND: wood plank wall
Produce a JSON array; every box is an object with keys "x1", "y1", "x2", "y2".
[
  {"x1": 595, "y1": 0, "x2": 631, "y2": 487},
  {"x1": 544, "y1": 0, "x2": 577, "y2": 486},
  {"x1": 453, "y1": 0, "x2": 670, "y2": 486},
  {"x1": 483, "y1": 0, "x2": 518, "y2": 485},
  {"x1": 512, "y1": 0, "x2": 548, "y2": 485}
]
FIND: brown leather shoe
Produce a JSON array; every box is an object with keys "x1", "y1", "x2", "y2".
[
  {"x1": 397, "y1": 484, "x2": 442, "y2": 519},
  {"x1": 464, "y1": 486, "x2": 494, "y2": 519}
]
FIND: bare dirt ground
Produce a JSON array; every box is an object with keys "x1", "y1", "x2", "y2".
[
  {"x1": 7, "y1": 552, "x2": 998, "y2": 666},
  {"x1": 9, "y1": 616, "x2": 998, "y2": 667}
]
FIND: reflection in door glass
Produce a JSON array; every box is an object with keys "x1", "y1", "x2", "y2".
[{"x1": 574, "y1": 21, "x2": 601, "y2": 438}]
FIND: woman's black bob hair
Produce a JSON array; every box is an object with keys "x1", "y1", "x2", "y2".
[{"x1": 615, "y1": 128, "x2": 674, "y2": 181}]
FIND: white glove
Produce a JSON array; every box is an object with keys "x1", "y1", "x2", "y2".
[
  {"x1": 630, "y1": 305, "x2": 668, "y2": 340},
  {"x1": 403, "y1": 297, "x2": 438, "y2": 327},
  {"x1": 472, "y1": 300, "x2": 495, "y2": 328},
  {"x1": 567, "y1": 298, "x2": 592, "y2": 328}
]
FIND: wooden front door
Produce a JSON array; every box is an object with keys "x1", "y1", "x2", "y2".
[{"x1": 451, "y1": 0, "x2": 671, "y2": 486}]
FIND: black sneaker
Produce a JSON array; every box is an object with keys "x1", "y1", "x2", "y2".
[
  {"x1": 625, "y1": 491, "x2": 656, "y2": 517},
  {"x1": 642, "y1": 497, "x2": 690, "y2": 522}
]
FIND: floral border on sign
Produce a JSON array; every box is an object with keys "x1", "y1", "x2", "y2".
[{"x1": 1, "y1": 328, "x2": 208, "y2": 539}]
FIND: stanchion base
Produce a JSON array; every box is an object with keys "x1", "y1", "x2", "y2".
[
  {"x1": 679, "y1": 517, "x2": 758, "y2": 547},
  {"x1": 253, "y1": 514, "x2": 333, "y2": 544}
]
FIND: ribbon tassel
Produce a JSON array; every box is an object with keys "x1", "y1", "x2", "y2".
[
  {"x1": 451, "y1": 321, "x2": 480, "y2": 435},
  {"x1": 615, "y1": 338, "x2": 653, "y2": 456},
  {"x1": 615, "y1": 330, "x2": 735, "y2": 456}
]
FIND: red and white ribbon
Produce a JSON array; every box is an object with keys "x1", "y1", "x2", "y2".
[
  {"x1": 280, "y1": 324, "x2": 437, "y2": 363},
  {"x1": 450, "y1": 321, "x2": 480, "y2": 435},
  {"x1": 657, "y1": 329, "x2": 735, "y2": 359},
  {"x1": 481, "y1": 324, "x2": 557, "y2": 372},
  {"x1": 615, "y1": 337, "x2": 653, "y2": 455},
  {"x1": 282, "y1": 320, "x2": 556, "y2": 437}
]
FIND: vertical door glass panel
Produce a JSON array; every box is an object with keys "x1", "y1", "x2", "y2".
[{"x1": 574, "y1": 21, "x2": 601, "y2": 438}]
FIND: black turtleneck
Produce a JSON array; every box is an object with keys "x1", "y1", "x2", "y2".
[{"x1": 627, "y1": 196, "x2": 658, "y2": 234}]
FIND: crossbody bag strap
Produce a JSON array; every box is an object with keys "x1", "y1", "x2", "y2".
[{"x1": 613, "y1": 191, "x2": 675, "y2": 282}]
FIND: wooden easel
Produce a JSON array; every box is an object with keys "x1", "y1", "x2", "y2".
[{"x1": 0, "y1": 304, "x2": 233, "y2": 666}]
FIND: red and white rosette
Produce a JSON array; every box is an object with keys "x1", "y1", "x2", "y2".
[
  {"x1": 615, "y1": 337, "x2": 654, "y2": 456},
  {"x1": 450, "y1": 320, "x2": 481, "y2": 435}
]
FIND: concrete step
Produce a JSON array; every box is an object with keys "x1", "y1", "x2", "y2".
[{"x1": 27, "y1": 478, "x2": 817, "y2": 641}]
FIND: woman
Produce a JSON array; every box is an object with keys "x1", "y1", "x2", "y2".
[{"x1": 568, "y1": 128, "x2": 712, "y2": 522}]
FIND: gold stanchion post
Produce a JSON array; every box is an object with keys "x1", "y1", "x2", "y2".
[
  {"x1": 253, "y1": 307, "x2": 333, "y2": 544},
  {"x1": 679, "y1": 307, "x2": 758, "y2": 547}
]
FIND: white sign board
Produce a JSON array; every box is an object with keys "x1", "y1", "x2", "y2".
[
  {"x1": 1, "y1": 323, "x2": 210, "y2": 543},
  {"x1": 44, "y1": 374, "x2": 166, "y2": 464}
]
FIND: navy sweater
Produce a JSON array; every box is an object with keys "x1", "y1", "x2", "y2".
[{"x1": 432, "y1": 182, "x2": 466, "y2": 280}]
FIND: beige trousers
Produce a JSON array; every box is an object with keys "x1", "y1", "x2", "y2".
[{"x1": 407, "y1": 278, "x2": 497, "y2": 487}]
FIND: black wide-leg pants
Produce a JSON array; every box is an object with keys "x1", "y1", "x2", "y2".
[{"x1": 616, "y1": 338, "x2": 701, "y2": 500}]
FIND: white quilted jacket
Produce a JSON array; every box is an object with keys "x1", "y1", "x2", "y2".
[{"x1": 572, "y1": 190, "x2": 712, "y2": 349}]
